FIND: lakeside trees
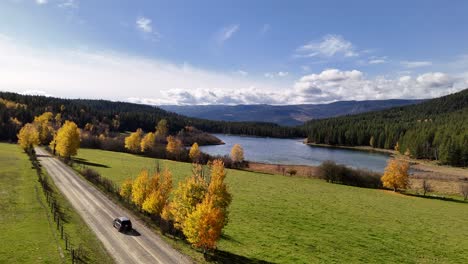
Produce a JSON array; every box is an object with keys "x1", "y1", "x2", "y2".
[
  {"x1": 381, "y1": 160, "x2": 409, "y2": 191},
  {"x1": 230, "y1": 144, "x2": 244, "y2": 163}
]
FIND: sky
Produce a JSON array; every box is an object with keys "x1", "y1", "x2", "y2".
[{"x1": 1, "y1": 0, "x2": 468, "y2": 105}]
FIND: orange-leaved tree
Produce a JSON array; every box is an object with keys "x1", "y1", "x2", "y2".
[
  {"x1": 17, "y1": 123, "x2": 40, "y2": 152},
  {"x1": 166, "y1": 135, "x2": 183, "y2": 158},
  {"x1": 141, "y1": 132, "x2": 156, "y2": 152},
  {"x1": 381, "y1": 159, "x2": 410, "y2": 191},
  {"x1": 207, "y1": 159, "x2": 232, "y2": 223},
  {"x1": 189, "y1": 142, "x2": 201, "y2": 162},
  {"x1": 142, "y1": 169, "x2": 173, "y2": 216},
  {"x1": 125, "y1": 128, "x2": 143, "y2": 153}
]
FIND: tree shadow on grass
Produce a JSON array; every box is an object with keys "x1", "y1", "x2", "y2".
[
  {"x1": 403, "y1": 192, "x2": 467, "y2": 204},
  {"x1": 73, "y1": 158, "x2": 110, "y2": 168},
  {"x1": 204, "y1": 250, "x2": 275, "y2": 264}
]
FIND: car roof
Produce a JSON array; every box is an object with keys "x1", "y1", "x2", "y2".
[{"x1": 117, "y1": 216, "x2": 130, "y2": 221}]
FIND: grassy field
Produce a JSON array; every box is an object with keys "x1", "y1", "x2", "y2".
[
  {"x1": 74, "y1": 148, "x2": 468, "y2": 263},
  {"x1": 0, "y1": 143, "x2": 113, "y2": 264}
]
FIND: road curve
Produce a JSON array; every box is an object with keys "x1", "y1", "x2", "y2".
[{"x1": 35, "y1": 147, "x2": 192, "y2": 264}]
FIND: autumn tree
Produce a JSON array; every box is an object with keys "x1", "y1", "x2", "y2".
[
  {"x1": 131, "y1": 169, "x2": 150, "y2": 208},
  {"x1": 156, "y1": 119, "x2": 168, "y2": 139},
  {"x1": 182, "y1": 197, "x2": 224, "y2": 251},
  {"x1": 381, "y1": 159, "x2": 410, "y2": 191},
  {"x1": 17, "y1": 123, "x2": 40, "y2": 152},
  {"x1": 230, "y1": 144, "x2": 244, "y2": 163},
  {"x1": 53, "y1": 121, "x2": 80, "y2": 158},
  {"x1": 119, "y1": 178, "x2": 133, "y2": 202},
  {"x1": 141, "y1": 132, "x2": 156, "y2": 152},
  {"x1": 166, "y1": 135, "x2": 183, "y2": 158},
  {"x1": 33, "y1": 112, "x2": 54, "y2": 144},
  {"x1": 207, "y1": 160, "x2": 231, "y2": 221},
  {"x1": 166, "y1": 172, "x2": 208, "y2": 229},
  {"x1": 125, "y1": 128, "x2": 143, "y2": 153},
  {"x1": 394, "y1": 142, "x2": 400, "y2": 152},
  {"x1": 369, "y1": 136, "x2": 375, "y2": 148},
  {"x1": 142, "y1": 169, "x2": 173, "y2": 216},
  {"x1": 189, "y1": 142, "x2": 201, "y2": 162}
]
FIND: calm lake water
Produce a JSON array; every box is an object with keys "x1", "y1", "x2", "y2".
[{"x1": 200, "y1": 134, "x2": 390, "y2": 172}]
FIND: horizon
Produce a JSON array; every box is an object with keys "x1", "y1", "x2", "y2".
[{"x1": 1, "y1": 0, "x2": 468, "y2": 105}]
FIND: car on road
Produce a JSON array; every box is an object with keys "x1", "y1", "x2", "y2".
[{"x1": 113, "y1": 217, "x2": 132, "y2": 232}]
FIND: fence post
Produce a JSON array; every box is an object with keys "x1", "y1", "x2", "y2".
[{"x1": 61, "y1": 224, "x2": 64, "y2": 239}]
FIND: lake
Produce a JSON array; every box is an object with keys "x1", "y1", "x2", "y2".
[{"x1": 199, "y1": 134, "x2": 390, "y2": 172}]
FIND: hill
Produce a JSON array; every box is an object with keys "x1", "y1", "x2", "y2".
[
  {"x1": 303, "y1": 89, "x2": 468, "y2": 167},
  {"x1": 73, "y1": 148, "x2": 468, "y2": 263},
  {"x1": 160, "y1": 99, "x2": 423, "y2": 126},
  {"x1": 0, "y1": 92, "x2": 303, "y2": 141}
]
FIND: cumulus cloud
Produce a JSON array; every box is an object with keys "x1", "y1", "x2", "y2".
[
  {"x1": 296, "y1": 34, "x2": 358, "y2": 58},
  {"x1": 293, "y1": 69, "x2": 461, "y2": 103},
  {"x1": 217, "y1": 24, "x2": 240, "y2": 44},
  {"x1": 401, "y1": 60, "x2": 432, "y2": 68}
]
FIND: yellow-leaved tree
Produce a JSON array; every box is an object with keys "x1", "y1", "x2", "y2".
[
  {"x1": 119, "y1": 178, "x2": 133, "y2": 202},
  {"x1": 189, "y1": 142, "x2": 201, "y2": 162},
  {"x1": 131, "y1": 169, "x2": 150, "y2": 208},
  {"x1": 53, "y1": 120, "x2": 80, "y2": 158},
  {"x1": 182, "y1": 197, "x2": 224, "y2": 251},
  {"x1": 381, "y1": 159, "x2": 410, "y2": 191},
  {"x1": 17, "y1": 123, "x2": 40, "y2": 152},
  {"x1": 125, "y1": 128, "x2": 143, "y2": 153},
  {"x1": 166, "y1": 171, "x2": 207, "y2": 229},
  {"x1": 33, "y1": 112, "x2": 54, "y2": 144},
  {"x1": 155, "y1": 119, "x2": 168, "y2": 139},
  {"x1": 230, "y1": 144, "x2": 244, "y2": 163},
  {"x1": 142, "y1": 169, "x2": 173, "y2": 216},
  {"x1": 207, "y1": 160, "x2": 232, "y2": 223},
  {"x1": 140, "y1": 132, "x2": 156, "y2": 152}
]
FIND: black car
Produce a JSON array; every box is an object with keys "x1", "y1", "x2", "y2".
[{"x1": 113, "y1": 217, "x2": 132, "y2": 232}]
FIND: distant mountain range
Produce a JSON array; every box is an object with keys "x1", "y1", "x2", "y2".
[{"x1": 160, "y1": 99, "x2": 425, "y2": 126}]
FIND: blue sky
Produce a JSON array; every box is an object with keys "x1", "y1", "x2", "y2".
[{"x1": 1, "y1": 0, "x2": 467, "y2": 104}]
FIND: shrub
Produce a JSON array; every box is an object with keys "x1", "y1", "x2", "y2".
[{"x1": 318, "y1": 161, "x2": 382, "y2": 188}]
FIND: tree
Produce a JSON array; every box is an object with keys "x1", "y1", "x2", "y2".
[
  {"x1": 421, "y1": 179, "x2": 432, "y2": 196},
  {"x1": 156, "y1": 119, "x2": 168, "y2": 138},
  {"x1": 119, "y1": 178, "x2": 133, "y2": 202},
  {"x1": 54, "y1": 121, "x2": 80, "y2": 158},
  {"x1": 166, "y1": 135, "x2": 183, "y2": 157},
  {"x1": 369, "y1": 136, "x2": 375, "y2": 148},
  {"x1": 461, "y1": 183, "x2": 468, "y2": 201},
  {"x1": 182, "y1": 197, "x2": 224, "y2": 251},
  {"x1": 230, "y1": 144, "x2": 244, "y2": 163},
  {"x1": 125, "y1": 128, "x2": 143, "y2": 153},
  {"x1": 33, "y1": 112, "x2": 54, "y2": 144},
  {"x1": 189, "y1": 142, "x2": 201, "y2": 162},
  {"x1": 207, "y1": 160, "x2": 232, "y2": 224},
  {"x1": 17, "y1": 123, "x2": 40, "y2": 152},
  {"x1": 141, "y1": 132, "x2": 156, "y2": 152},
  {"x1": 381, "y1": 159, "x2": 410, "y2": 191},
  {"x1": 142, "y1": 169, "x2": 173, "y2": 216},
  {"x1": 131, "y1": 169, "x2": 150, "y2": 208},
  {"x1": 394, "y1": 142, "x2": 400, "y2": 152},
  {"x1": 167, "y1": 173, "x2": 207, "y2": 229}
]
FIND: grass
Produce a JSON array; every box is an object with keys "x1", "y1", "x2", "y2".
[
  {"x1": 74, "y1": 148, "x2": 468, "y2": 263},
  {"x1": 0, "y1": 143, "x2": 113, "y2": 264}
]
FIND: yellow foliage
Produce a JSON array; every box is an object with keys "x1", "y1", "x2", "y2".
[
  {"x1": 9, "y1": 117, "x2": 22, "y2": 127},
  {"x1": 131, "y1": 169, "x2": 150, "y2": 208},
  {"x1": 155, "y1": 119, "x2": 168, "y2": 138},
  {"x1": 119, "y1": 178, "x2": 133, "y2": 201},
  {"x1": 168, "y1": 173, "x2": 207, "y2": 229},
  {"x1": 207, "y1": 160, "x2": 232, "y2": 223},
  {"x1": 189, "y1": 142, "x2": 201, "y2": 162},
  {"x1": 230, "y1": 144, "x2": 244, "y2": 163},
  {"x1": 140, "y1": 132, "x2": 156, "y2": 152},
  {"x1": 54, "y1": 121, "x2": 80, "y2": 158},
  {"x1": 381, "y1": 159, "x2": 410, "y2": 191},
  {"x1": 183, "y1": 197, "x2": 224, "y2": 250},
  {"x1": 124, "y1": 128, "x2": 143, "y2": 153},
  {"x1": 166, "y1": 135, "x2": 183, "y2": 155},
  {"x1": 394, "y1": 142, "x2": 400, "y2": 152},
  {"x1": 142, "y1": 169, "x2": 173, "y2": 216},
  {"x1": 33, "y1": 112, "x2": 54, "y2": 144},
  {"x1": 0, "y1": 98, "x2": 27, "y2": 109},
  {"x1": 17, "y1": 123, "x2": 40, "y2": 151}
]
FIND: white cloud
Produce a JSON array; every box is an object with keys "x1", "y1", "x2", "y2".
[
  {"x1": 217, "y1": 24, "x2": 239, "y2": 44},
  {"x1": 264, "y1": 72, "x2": 289, "y2": 78},
  {"x1": 368, "y1": 59, "x2": 386, "y2": 64},
  {"x1": 401, "y1": 60, "x2": 432, "y2": 68},
  {"x1": 236, "y1": 70, "x2": 248, "y2": 76},
  {"x1": 36, "y1": 0, "x2": 48, "y2": 5},
  {"x1": 58, "y1": 0, "x2": 78, "y2": 9},
  {"x1": 136, "y1": 16, "x2": 152, "y2": 33},
  {"x1": 293, "y1": 69, "x2": 461, "y2": 103},
  {"x1": 296, "y1": 34, "x2": 358, "y2": 58}
]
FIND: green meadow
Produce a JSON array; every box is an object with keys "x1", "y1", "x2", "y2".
[
  {"x1": 0, "y1": 143, "x2": 112, "y2": 264},
  {"x1": 74, "y1": 148, "x2": 468, "y2": 264}
]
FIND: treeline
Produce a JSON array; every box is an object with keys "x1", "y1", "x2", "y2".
[
  {"x1": 303, "y1": 89, "x2": 468, "y2": 167},
  {"x1": 0, "y1": 92, "x2": 304, "y2": 142}
]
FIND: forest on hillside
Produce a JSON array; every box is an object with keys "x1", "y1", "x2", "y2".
[
  {"x1": 303, "y1": 89, "x2": 468, "y2": 167},
  {"x1": 0, "y1": 92, "x2": 304, "y2": 142}
]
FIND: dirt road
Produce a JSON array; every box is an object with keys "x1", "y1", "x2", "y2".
[{"x1": 35, "y1": 147, "x2": 192, "y2": 264}]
